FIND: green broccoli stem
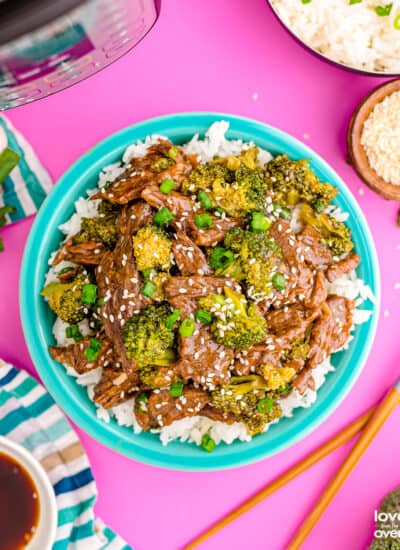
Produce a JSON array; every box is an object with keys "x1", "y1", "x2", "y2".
[{"x1": 0, "y1": 148, "x2": 20, "y2": 185}]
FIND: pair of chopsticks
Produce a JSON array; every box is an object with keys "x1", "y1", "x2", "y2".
[{"x1": 185, "y1": 378, "x2": 400, "y2": 549}]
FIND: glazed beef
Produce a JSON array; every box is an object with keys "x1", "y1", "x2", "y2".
[
  {"x1": 52, "y1": 239, "x2": 106, "y2": 266},
  {"x1": 92, "y1": 141, "x2": 195, "y2": 203},
  {"x1": 176, "y1": 325, "x2": 234, "y2": 387},
  {"x1": 135, "y1": 386, "x2": 209, "y2": 430},
  {"x1": 265, "y1": 305, "x2": 319, "y2": 342},
  {"x1": 172, "y1": 230, "x2": 212, "y2": 276},
  {"x1": 305, "y1": 271, "x2": 328, "y2": 310},
  {"x1": 165, "y1": 275, "x2": 241, "y2": 299},
  {"x1": 326, "y1": 252, "x2": 360, "y2": 283},
  {"x1": 93, "y1": 367, "x2": 140, "y2": 409},
  {"x1": 49, "y1": 335, "x2": 114, "y2": 374},
  {"x1": 233, "y1": 343, "x2": 284, "y2": 376},
  {"x1": 96, "y1": 203, "x2": 151, "y2": 373},
  {"x1": 187, "y1": 215, "x2": 241, "y2": 247},
  {"x1": 298, "y1": 224, "x2": 333, "y2": 270},
  {"x1": 141, "y1": 186, "x2": 194, "y2": 218},
  {"x1": 200, "y1": 406, "x2": 236, "y2": 424}
]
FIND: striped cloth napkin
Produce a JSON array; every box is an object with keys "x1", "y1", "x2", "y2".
[
  {"x1": 0, "y1": 360, "x2": 132, "y2": 550},
  {"x1": 0, "y1": 116, "x2": 52, "y2": 224}
]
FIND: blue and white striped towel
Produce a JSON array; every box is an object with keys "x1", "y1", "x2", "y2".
[
  {"x1": 0, "y1": 116, "x2": 52, "y2": 224},
  {"x1": 0, "y1": 360, "x2": 132, "y2": 550}
]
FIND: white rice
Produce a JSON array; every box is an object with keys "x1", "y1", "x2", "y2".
[
  {"x1": 49, "y1": 122, "x2": 375, "y2": 447},
  {"x1": 270, "y1": 0, "x2": 400, "y2": 74}
]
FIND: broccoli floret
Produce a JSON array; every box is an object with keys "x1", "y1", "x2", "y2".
[
  {"x1": 210, "y1": 375, "x2": 282, "y2": 435},
  {"x1": 369, "y1": 488, "x2": 400, "y2": 550},
  {"x1": 73, "y1": 201, "x2": 119, "y2": 248},
  {"x1": 299, "y1": 204, "x2": 354, "y2": 256},
  {"x1": 283, "y1": 336, "x2": 311, "y2": 363},
  {"x1": 139, "y1": 365, "x2": 180, "y2": 389},
  {"x1": 41, "y1": 270, "x2": 91, "y2": 323},
  {"x1": 199, "y1": 287, "x2": 267, "y2": 349},
  {"x1": 224, "y1": 228, "x2": 281, "y2": 261},
  {"x1": 221, "y1": 228, "x2": 283, "y2": 300},
  {"x1": 123, "y1": 304, "x2": 176, "y2": 367},
  {"x1": 258, "y1": 364, "x2": 296, "y2": 391},
  {"x1": 182, "y1": 151, "x2": 268, "y2": 218},
  {"x1": 265, "y1": 155, "x2": 337, "y2": 208},
  {"x1": 132, "y1": 225, "x2": 172, "y2": 272}
]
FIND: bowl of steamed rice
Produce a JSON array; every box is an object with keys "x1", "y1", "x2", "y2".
[
  {"x1": 20, "y1": 113, "x2": 379, "y2": 470},
  {"x1": 268, "y1": 0, "x2": 400, "y2": 75}
]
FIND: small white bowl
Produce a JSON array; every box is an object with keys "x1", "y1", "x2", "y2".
[{"x1": 0, "y1": 436, "x2": 57, "y2": 550}]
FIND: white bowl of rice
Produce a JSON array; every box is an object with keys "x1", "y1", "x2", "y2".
[{"x1": 268, "y1": 0, "x2": 400, "y2": 75}]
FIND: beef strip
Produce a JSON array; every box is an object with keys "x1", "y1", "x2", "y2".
[
  {"x1": 292, "y1": 295, "x2": 355, "y2": 395},
  {"x1": 187, "y1": 215, "x2": 241, "y2": 247},
  {"x1": 176, "y1": 325, "x2": 234, "y2": 387},
  {"x1": 52, "y1": 239, "x2": 106, "y2": 266},
  {"x1": 49, "y1": 335, "x2": 114, "y2": 374},
  {"x1": 92, "y1": 141, "x2": 195, "y2": 203},
  {"x1": 141, "y1": 185, "x2": 194, "y2": 219},
  {"x1": 265, "y1": 304, "x2": 319, "y2": 342},
  {"x1": 135, "y1": 386, "x2": 209, "y2": 430},
  {"x1": 168, "y1": 296, "x2": 198, "y2": 318},
  {"x1": 96, "y1": 203, "x2": 151, "y2": 373},
  {"x1": 233, "y1": 343, "x2": 284, "y2": 376},
  {"x1": 165, "y1": 275, "x2": 241, "y2": 299},
  {"x1": 200, "y1": 406, "x2": 236, "y2": 424},
  {"x1": 305, "y1": 271, "x2": 328, "y2": 310},
  {"x1": 268, "y1": 220, "x2": 315, "y2": 308},
  {"x1": 58, "y1": 266, "x2": 80, "y2": 281},
  {"x1": 298, "y1": 224, "x2": 333, "y2": 270},
  {"x1": 172, "y1": 230, "x2": 212, "y2": 276},
  {"x1": 93, "y1": 366, "x2": 140, "y2": 409},
  {"x1": 326, "y1": 252, "x2": 360, "y2": 283}
]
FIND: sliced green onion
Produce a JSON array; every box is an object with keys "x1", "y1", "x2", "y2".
[
  {"x1": 166, "y1": 309, "x2": 181, "y2": 329},
  {"x1": 276, "y1": 383, "x2": 291, "y2": 395},
  {"x1": 169, "y1": 381, "x2": 184, "y2": 397},
  {"x1": 65, "y1": 324, "x2": 83, "y2": 342},
  {"x1": 194, "y1": 213, "x2": 214, "y2": 229},
  {"x1": 272, "y1": 273, "x2": 286, "y2": 291},
  {"x1": 82, "y1": 284, "x2": 97, "y2": 304},
  {"x1": 250, "y1": 211, "x2": 271, "y2": 232},
  {"x1": 201, "y1": 434, "x2": 216, "y2": 452},
  {"x1": 394, "y1": 12, "x2": 400, "y2": 29},
  {"x1": 136, "y1": 392, "x2": 148, "y2": 412},
  {"x1": 179, "y1": 318, "x2": 195, "y2": 337},
  {"x1": 215, "y1": 207, "x2": 225, "y2": 215},
  {"x1": 141, "y1": 268, "x2": 157, "y2": 280},
  {"x1": 142, "y1": 280, "x2": 156, "y2": 297},
  {"x1": 349, "y1": 0, "x2": 362, "y2": 4},
  {"x1": 375, "y1": 4, "x2": 392, "y2": 16},
  {"x1": 209, "y1": 247, "x2": 235, "y2": 270},
  {"x1": 154, "y1": 207, "x2": 175, "y2": 226},
  {"x1": 160, "y1": 178, "x2": 175, "y2": 194},
  {"x1": 313, "y1": 199, "x2": 325, "y2": 213},
  {"x1": 198, "y1": 190, "x2": 213, "y2": 210},
  {"x1": 84, "y1": 338, "x2": 102, "y2": 361},
  {"x1": 195, "y1": 309, "x2": 212, "y2": 324},
  {"x1": 257, "y1": 397, "x2": 273, "y2": 414},
  {"x1": 273, "y1": 202, "x2": 292, "y2": 220},
  {"x1": 96, "y1": 297, "x2": 105, "y2": 307},
  {"x1": 0, "y1": 148, "x2": 20, "y2": 185}
]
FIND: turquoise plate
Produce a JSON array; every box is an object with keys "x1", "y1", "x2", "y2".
[{"x1": 20, "y1": 113, "x2": 380, "y2": 471}]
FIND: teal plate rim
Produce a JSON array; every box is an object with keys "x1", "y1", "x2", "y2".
[{"x1": 20, "y1": 112, "x2": 380, "y2": 471}]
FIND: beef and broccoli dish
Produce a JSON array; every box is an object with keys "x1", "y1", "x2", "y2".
[{"x1": 43, "y1": 125, "x2": 365, "y2": 451}]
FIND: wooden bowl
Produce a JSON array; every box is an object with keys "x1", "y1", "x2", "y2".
[{"x1": 348, "y1": 79, "x2": 400, "y2": 201}]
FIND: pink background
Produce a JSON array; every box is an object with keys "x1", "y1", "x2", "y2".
[{"x1": 1, "y1": 1, "x2": 400, "y2": 549}]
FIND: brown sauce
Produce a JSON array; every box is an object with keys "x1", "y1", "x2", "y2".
[{"x1": 0, "y1": 452, "x2": 40, "y2": 550}]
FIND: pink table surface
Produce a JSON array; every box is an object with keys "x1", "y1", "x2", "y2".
[{"x1": 1, "y1": 1, "x2": 400, "y2": 549}]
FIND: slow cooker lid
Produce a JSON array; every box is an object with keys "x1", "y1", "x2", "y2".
[{"x1": 0, "y1": 0, "x2": 87, "y2": 47}]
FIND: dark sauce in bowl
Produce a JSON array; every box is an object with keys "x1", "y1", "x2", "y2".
[{"x1": 0, "y1": 452, "x2": 40, "y2": 550}]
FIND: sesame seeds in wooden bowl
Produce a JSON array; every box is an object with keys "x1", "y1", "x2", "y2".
[{"x1": 348, "y1": 79, "x2": 400, "y2": 201}]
